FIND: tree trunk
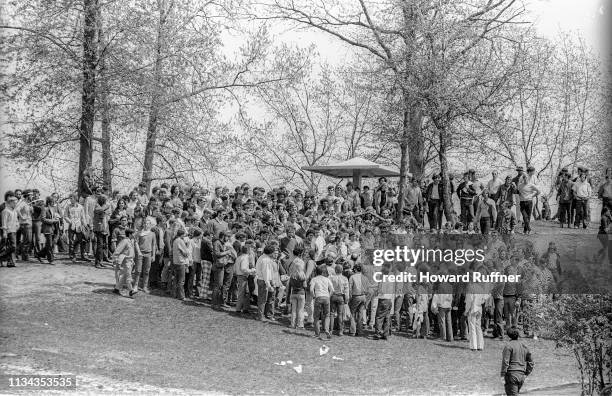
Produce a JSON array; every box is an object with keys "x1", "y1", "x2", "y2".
[
  {"x1": 97, "y1": 7, "x2": 112, "y2": 192},
  {"x1": 438, "y1": 127, "x2": 455, "y2": 225},
  {"x1": 408, "y1": 106, "x2": 425, "y2": 179},
  {"x1": 141, "y1": 1, "x2": 169, "y2": 193},
  {"x1": 77, "y1": 0, "x2": 98, "y2": 193}
]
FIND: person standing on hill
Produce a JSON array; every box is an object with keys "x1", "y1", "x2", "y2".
[{"x1": 517, "y1": 166, "x2": 540, "y2": 234}]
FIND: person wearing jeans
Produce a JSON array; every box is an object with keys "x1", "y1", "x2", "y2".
[
  {"x1": 348, "y1": 264, "x2": 368, "y2": 336},
  {"x1": 16, "y1": 191, "x2": 33, "y2": 261},
  {"x1": 501, "y1": 327, "x2": 534, "y2": 395},
  {"x1": 38, "y1": 196, "x2": 60, "y2": 264},
  {"x1": 372, "y1": 263, "x2": 394, "y2": 340},
  {"x1": 64, "y1": 193, "x2": 88, "y2": 262},
  {"x1": 234, "y1": 245, "x2": 256, "y2": 314},
  {"x1": 255, "y1": 245, "x2": 280, "y2": 320},
  {"x1": 572, "y1": 172, "x2": 592, "y2": 229},
  {"x1": 212, "y1": 231, "x2": 236, "y2": 308},
  {"x1": 171, "y1": 228, "x2": 189, "y2": 300},
  {"x1": 431, "y1": 281, "x2": 454, "y2": 342},
  {"x1": 92, "y1": 195, "x2": 111, "y2": 268},
  {"x1": 1, "y1": 195, "x2": 19, "y2": 267},
  {"x1": 310, "y1": 264, "x2": 334, "y2": 340},
  {"x1": 474, "y1": 190, "x2": 497, "y2": 235},
  {"x1": 329, "y1": 264, "x2": 349, "y2": 336},
  {"x1": 134, "y1": 218, "x2": 157, "y2": 293},
  {"x1": 517, "y1": 166, "x2": 540, "y2": 234},
  {"x1": 286, "y1": 247, "x2": 306, "y2": 328}
]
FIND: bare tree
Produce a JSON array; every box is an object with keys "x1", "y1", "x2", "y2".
[{"x1": 262, "y1": 0, "x2": 524, "y2": 218}]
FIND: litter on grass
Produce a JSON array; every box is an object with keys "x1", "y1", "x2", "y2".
[
  {"x1": 292, "y1": 365, "x2": 303, "y2": 373},
  {"x1": 319, "y1": 345, "x2": 329, "y2": 356},
  {"x1": 332, "y1": 356, "x2": 344, "y2": 361}
]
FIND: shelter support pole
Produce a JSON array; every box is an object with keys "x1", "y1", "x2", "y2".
[{"x1": 353, "y1": 171, "x2": 362, "y2": 189}]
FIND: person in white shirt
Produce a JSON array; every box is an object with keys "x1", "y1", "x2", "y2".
[
  {"x1": 1, "y1": 194, "x2": 19, "y2": 267},
  {"x1": 234, "y1": 245, "x2": 256, "y2": 314},
  {"x1": 255, "y1": 245, "x2": 280, "y2": 321},
  {"x1": 572, "y1": 172, "x2": 593, "y2": 229},
  {"x1": 517, "y1": 166, "x2": 540, "y2": 234},
  {"x1": 464, "y1": 279, "x2": 490, "y2": 351},
  {"x1": 487, "y1": 170, "x2": 503, "y2": 197}
]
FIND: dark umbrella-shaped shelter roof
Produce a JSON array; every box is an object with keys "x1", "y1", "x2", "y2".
[{"x1": 302, "y1": 157, "x2": 403, "y2": 187}]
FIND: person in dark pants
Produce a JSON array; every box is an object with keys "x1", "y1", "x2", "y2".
[
  {"x1": 425, "y1": 174, "x2": 443, "y2": 230},
  {"x1": 212, "y1": 231, "x2": 236, "y2": 308},
  {"x1": 92, "y1": 195, "x2": 111, "y2": 268},
  {"x1": 501, "y1": 327, "x2": 534, "y2": 395},
  {"x1": 371, "y1": 263, "x2": 394, "y2": 340},
  {"x1": 474, "y1": 190, "x2": 497, "y2": 235},
  {"x1": 517, "y1": 166, "x2": 540, "y2": 234},
  {"x1": 38, "y1": 196, "x2": 60, "y2": 264}
]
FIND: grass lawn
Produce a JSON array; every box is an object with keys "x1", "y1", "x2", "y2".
[{"x1": 0, "y1": 221, "x2": 590, "y2": 394}]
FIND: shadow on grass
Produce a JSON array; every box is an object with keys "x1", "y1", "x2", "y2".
[
  {"x1": 91, "y1": 288, "x2": 117, "y2": 295},
  {"x1": 84, "y1": 281, "x2": 115, "y2": 288},
  {"x1": 281, "y1": 329, "x2": 315, "y2": 338},
  {"x1": 433, "y1": 341, "x2": 470, "y2": 350}
]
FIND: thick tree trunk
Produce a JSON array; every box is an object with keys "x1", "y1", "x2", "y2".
[
  {"x1": 408, "y1": 106, "x2": 425, "y2": 179},
  {"x1": 97, "y1": 8, "x2": 112, "y2": 192},
  {"x1": 141, "y1": 2, "x2": 169, "y2": 193},
  {"x1": 77, "y1": 0, "x2": 98, "y2": 193},
  {"x1": 438, "y1": 128, "x2": 455, "y2": 225}
]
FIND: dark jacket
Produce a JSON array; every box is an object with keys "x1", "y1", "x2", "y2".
[{"x1": 41, "y1": 206, "x2": 58, "y2": 234}]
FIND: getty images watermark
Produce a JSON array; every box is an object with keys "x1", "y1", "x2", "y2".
[{"x1": 371, "y1": 246, "x2": 521, "y2": 284}]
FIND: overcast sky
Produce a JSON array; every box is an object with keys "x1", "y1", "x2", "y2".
[{"x1": 1, "y1": 0, "x2": 609, "y2": 196}]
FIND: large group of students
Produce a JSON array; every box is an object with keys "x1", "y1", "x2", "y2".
[{"x1": 1, "y1": 164, "x2": 610, "y2": 395}]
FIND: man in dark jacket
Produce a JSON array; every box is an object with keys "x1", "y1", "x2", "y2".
[
  {"x1": 501, "y1": 327, "x2": 534, "y2": 395},
  {"x1": 424, "y1": 174, "x2": 443, "y2": 230}
]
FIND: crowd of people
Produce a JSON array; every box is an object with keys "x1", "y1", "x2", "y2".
[{"x1": 0, "y1": 165, "x2": 610, "y2": 345}]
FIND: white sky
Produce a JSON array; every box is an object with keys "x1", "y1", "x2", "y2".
[{"x1": 1, "y1": 0, "x2": 609, "y2": 196}]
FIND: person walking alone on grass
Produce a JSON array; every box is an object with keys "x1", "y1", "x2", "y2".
[{"x1": 501, "y1": 327, "x2": 534, "y2": 395}]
